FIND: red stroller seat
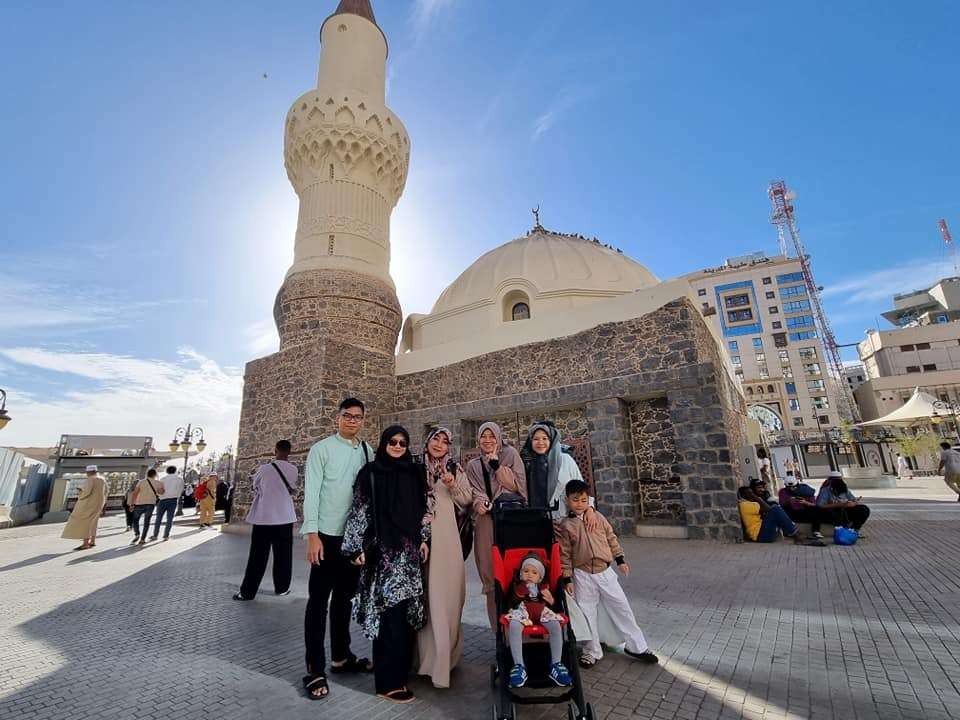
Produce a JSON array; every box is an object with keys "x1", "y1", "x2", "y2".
[{"x1": 493, "y1": 545, "x2": 568, "y2": 637}]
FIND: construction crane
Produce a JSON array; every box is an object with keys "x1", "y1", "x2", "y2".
[
  {"x1": 939, "y1": 219, "x2": 957, "y2": 275},
  {"x1": 768, "y1": 180, "x2": 861, "y2": 424}
]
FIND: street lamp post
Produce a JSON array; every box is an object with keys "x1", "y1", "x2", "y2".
[
  {"x1": 813, "y1": 414, "x2": 838, "y2": 471},
  {"x1": 169, "y1": 424, "x2": 206, "y2": 515},
  {"x1": 931, "y1": 400, "x2": 960, "y2": 444},
  {"x1": 0, "y1": 389, "x2": 10, "y2": 430}
]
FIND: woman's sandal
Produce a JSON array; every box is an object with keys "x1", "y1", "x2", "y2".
[
  {"x1": 329, "y1": 656, "x2": 374, "y2": 674},
  {"x1": 302, "y1": 674, "x2": 329, "y2": 700},
  {"x1": 377, "y1": 688, "x2": 415, "y2": 704},
  {"x1": 578, "y1": 653, "x2": 598, "y2": 669}
]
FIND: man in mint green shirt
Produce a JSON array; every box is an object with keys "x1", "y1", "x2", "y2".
[{"x1": 302, "y1": 398, "x2": 375, "y2": 699}]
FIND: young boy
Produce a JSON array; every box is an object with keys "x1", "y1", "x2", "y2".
[{"x1": 557, "y1": 480, "x2": 659, "y2": 668}]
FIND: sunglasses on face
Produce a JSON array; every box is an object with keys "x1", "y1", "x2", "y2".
[{"x1": 387, "y1": 439, "x2": 408, "y2": 448}]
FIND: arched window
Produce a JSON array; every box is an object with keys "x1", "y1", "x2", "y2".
[
  {"x1": 767, "y1": 384, "x2": 775, "y2": 393},
  {"x1": 512, "y1": 302, "x2": 530, "y2": 321},
  {"x1": 746, "y1": 387, "x2": 754, "y2": 396}
]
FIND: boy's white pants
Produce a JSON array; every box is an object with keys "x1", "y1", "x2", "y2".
[{"x1": 574, "y1": 566, "x2": 649, "y2": 659}]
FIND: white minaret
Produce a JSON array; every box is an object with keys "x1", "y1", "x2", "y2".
[{"x1": 282, "y1": 0, "x2": 409, "y2": 297}]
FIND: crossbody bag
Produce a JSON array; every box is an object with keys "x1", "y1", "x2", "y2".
[{"x1": 271, "y1": 462, "x2": 297, "y2": 496}]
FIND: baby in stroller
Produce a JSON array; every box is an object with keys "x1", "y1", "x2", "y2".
[{"x1": 504, "y1": 553, "x2": 572, "y2": 688}]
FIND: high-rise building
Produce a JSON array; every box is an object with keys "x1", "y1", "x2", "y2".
[
  {"x1": 684, "y1": 252, "x2": 841, "y2": 436},
  {"x1": 855, "y1": 277, "x2": 960, "y2": 421}
]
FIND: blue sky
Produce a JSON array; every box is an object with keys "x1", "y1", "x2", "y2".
[{"x1": 1, "y1": 0, "x2": 958, "y2": 448}]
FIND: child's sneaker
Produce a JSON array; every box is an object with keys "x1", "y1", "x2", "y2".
[
  {"x1": 508, "y1": 664, "x2": 527, "y2": 688},
  {"x1": 625, "y1": 649, "x2": 660, "y2": 664},
  {"x1": 549, "y1": 662, "x2": 572, "y2": 687},
  {"x1": 812, "y1": 531, "x2": 824, "y2": 539}
]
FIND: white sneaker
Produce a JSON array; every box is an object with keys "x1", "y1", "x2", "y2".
[{"x1": 813, "y1": 531, "x2": 824, "y2": 539}]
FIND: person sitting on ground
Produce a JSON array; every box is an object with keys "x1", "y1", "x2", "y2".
[
  {"x1": 816, "y1": 471, "x2": 870, "y2": 535},
  {"x1": 937, "y1": 441, "x2": 960, "y2": 501},
  {"x1": 557, "y1": 480, "x2": 659, "y2": 668},
  {"x1": 503, "y1": 553, "x2": 571, "y2": 689},
  {"x1": 778, "y1": 476, "x2": 831, "y2": 541},
  {"x1": 738, "y1": 478, "x2": 809, "y2": 544}
]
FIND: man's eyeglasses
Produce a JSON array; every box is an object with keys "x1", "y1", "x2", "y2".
[
  {"x1": 339, "y1": 412, "x2": 364, "y2": 423},
  {"x1": 387, "y1": 439, "x2": 408, "y2": 448}
]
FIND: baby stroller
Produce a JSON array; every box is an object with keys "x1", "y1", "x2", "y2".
[{"x1": 490, "y1": 506, "x2": 594, "y2": 720}]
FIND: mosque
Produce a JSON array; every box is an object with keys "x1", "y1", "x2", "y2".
[{"x1": 236, "y1": 0, "x2": 747, "y2": 541}]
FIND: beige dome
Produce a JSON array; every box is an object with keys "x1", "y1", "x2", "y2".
[{"x1": 431, "y1": 228, "x2": 660, "y2": 315}]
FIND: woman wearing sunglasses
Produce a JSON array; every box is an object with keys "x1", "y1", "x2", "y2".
[{"x1": 342, "y1": 425, "x2": 431, "y2": 704}]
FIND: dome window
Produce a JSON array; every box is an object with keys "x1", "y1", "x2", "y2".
[
  {"x1": 502, "y1": 289, "x2": 532, "y2": 322},
  {"x1": 512, "y1": 302, "x2": 530, "y2": 321}
]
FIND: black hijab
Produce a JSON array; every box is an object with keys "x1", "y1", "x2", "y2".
[
  {"x1": 364, "y1": 425, "x2": 426, "y2": 550},
  {"x1": 521, "y1": 422, "x2": 561, "y2": 509}
]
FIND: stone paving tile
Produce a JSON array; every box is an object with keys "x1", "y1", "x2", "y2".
[{"x1": 2, "y1": 501, "x2": 960, "y2": 719}]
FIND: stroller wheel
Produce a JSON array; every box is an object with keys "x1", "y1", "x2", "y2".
[
  {"x1": 586, "y1": 703, "x2": 595, "y2": 720},
  {"x1": 568, "y1": 705, "x2": 577, "y2": 720}
]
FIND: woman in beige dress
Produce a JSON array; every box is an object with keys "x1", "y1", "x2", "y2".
[
  {"x1": 198, "y1": 473, "x2": 218, "y2": 527},
  {"x1": 466, "y1": 422, "x2": 527, "y2": 630},
  {"x1": 61, "y1": 465, "x2": 107, "y2": 550},
  {"x1": 415, "y1": 427, "x2": 473, "y2": 688}
]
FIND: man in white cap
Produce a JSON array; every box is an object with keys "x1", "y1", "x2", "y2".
[
  {"x1": 778, "y1": 474, "x2": 829, "y2": 540},
  {"x1": 61, "y1": 465, "x2": 107, "y2": 550}
]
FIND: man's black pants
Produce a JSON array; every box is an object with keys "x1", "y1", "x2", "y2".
[
  {"x1": 304, "y1": 533, "x2": 361, "y2": 675},
  {"x1": 239, "y1": 523, "x2": 293, "y2": 598}
]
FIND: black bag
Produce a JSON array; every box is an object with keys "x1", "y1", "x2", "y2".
[
  {"x1": 482, "y1": 461, "x2": 526, "y2": 512},
  {"x1": 360, "y1": 444, "x2": 380, "y2": 565}
]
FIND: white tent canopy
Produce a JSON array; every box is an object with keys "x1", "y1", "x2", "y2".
[{"x1": 858, "y1": 387, "x2": 945, "y2": 427}]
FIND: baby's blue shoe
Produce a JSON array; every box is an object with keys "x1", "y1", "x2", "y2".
[
  {"x1": 549, "y1": 662, "x2": 572, "y2": 687},
  {"x1": 508, "y1": 664, "x2": 528, "y2": 688}
]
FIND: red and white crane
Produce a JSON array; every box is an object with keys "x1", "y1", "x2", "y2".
[{"x1": 768, "y1": 180, "x2": 861, "y2": 423}]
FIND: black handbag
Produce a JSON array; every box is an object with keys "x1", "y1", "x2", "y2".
[
  {"x1": 456, "y1": 507, "x2": 473, "y2": 560},
  {"x1": 482, "y1": 460, "x2": 526, "y2": 512}
]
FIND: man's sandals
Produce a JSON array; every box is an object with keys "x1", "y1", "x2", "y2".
[
  {"x1": 377, "y1": 688, "x2": 415, "y2": 704},
  {"x1": 329, "y1": 656, "x2": 374, "y2": 674}
]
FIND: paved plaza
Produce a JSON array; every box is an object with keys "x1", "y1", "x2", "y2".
[{"x1": 2, "y1": 485, "x2": 960, "y2": 720}]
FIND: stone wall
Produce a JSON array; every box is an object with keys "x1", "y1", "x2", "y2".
[
  {"x1": 629, "y1": 397, "x2": 686, "y2": 525},
  {"x1": 235, "y1": 268, "x2": 401, "y2": 518},
  {"x1": 389, "y1": 299, "x2": 746, "y2": 539}
]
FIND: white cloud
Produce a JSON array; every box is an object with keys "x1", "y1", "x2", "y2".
[
  {"x1": 410, "y1": 0, "x2": 456, "y2": 44},
  {"x1": 822, "y1": 258, "x2": 954, "y2": 304},
  {"x1": 243, "y1": 319, "x2": 279, "y2": 356},
  {"x1": 0, "y1": 274, "x2": 186, "y2": 332},
  {"x1": 0, "y1": 346, "x2": 243, "y2": 450},
  {"x1": 532, "y1": 87, "x2": 583, "y2": 141}
]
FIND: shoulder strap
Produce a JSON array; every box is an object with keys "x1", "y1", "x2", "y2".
[
  {"x1": 145, "y1": 478, "x2": 159, "y2": 499},
  {"x1": 365, "y1": 452, "x2": 378, "y2": 546},
  {"x1": 481, "y1": 462, "x2": 493, "y2": 501},
  {"x1": 270, "y1": 462, "x2": 295, "y2": 495}
]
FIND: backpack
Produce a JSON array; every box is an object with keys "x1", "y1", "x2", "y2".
[{"x1": 193, "y1": 483, "x2": 207, "y2": 501}]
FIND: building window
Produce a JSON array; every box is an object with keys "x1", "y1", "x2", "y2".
[
  {"x1": 812, "y1": 396, "x2": 830, "y2": 409},
  {"x1": 728, "y1": 309, "x2": 753, "y2": 322},
  {"x1": 923, "y1": 363, "x2": 937, "y2": 371},
  {"x1": 780, "y1": 285, "x2": 807, "y2": 298},
  {"x1": 786, "y1": 314, "x2": 815, "y2": 329},
  {"x1": 772, "y1": 321, "x2": 782, "y2": 329},
  {"x1": 783, "y1": 366, "x2": 793, "y2": 378},
  {"x1": 778, "y1": 349, "x2": 790, "y2": 361},
  {"x1": 731, "y1": 355, "x2": 742, "y2": 366},
  {"x1": 793, "y1": 417, "x2": 805, "y2": 427},
  {"x1": 735, "y1": 369, "x2": 744, "y2": 379},
  {"x1": 765, "y1": 291, "x2": 775, "y2": 299},
  {"x1": 905, "y1": 365, "x2": 920, "y2": 373},
  {"x1": 900, "y1": 345, "x2": 915, "y2": 352},
  {"x1": 818, "y1": 415, "x2": 830, "y2": 425},
  {"x1": 767, "y1": 384, "x2": 775, "y2": 393},
  {"x1": 769, "y1": 306, "x2": 780, "y2": 314},
  {"x1": 790, "y1": 330, "x2": 818, "y2": 341},
  {"x1": 782, "y1": 299, "x2": 812, "y2": 313},
  {"x1": 759, "y1": 366, "x2": 770, "y2": 379},
  {"x1": 857, "y1": 375, "x2": 863, "y2": 382},
  {"x1": 746, "y1": 387, "x2": 754, "y2": 395},
  {"x1": 511, "y1": 302, "x2": 530, "y2": 321},
  {"x1": 724, "y1": 293, "x2": 750, "y2": 308},
  {"x1": 728, "y1": 341, "x2": 739, "y2": 351},
  {"x1": 789, "y1": 398, "x2": 800, "y2": 411},
  {"x1": 785, "y1": 382, "x2": 797, "y2": 395},
  {"x1": 777, "y1": 272, "x2": 805, "y2": 283},
  {"x1": 773, "y1": 333, "x2": 788, "y2": 348},
  {"x1": 762, "y1": 277, "x2": 772, "y2": 285},
  {"x1": 752, "y1": 338, "x2": 763, "y2": 349},
  {"x1": 755, "y1": 352, "x2": 766, "y2": 362},
  {"x1": 757, "y1": 385, "x2": 765, "y2": 394},
  {"x1": 698, "y1": 288, "x2": 707, "y2": 296},
  {"x1": 807, "y1": 379, "x2": 825, "y2": 392},
  {"x1": 804, "y1": 363, "x2": 822, "y2": 376},
  {"x1": 916, "y1": 343, "x2": 931, "y2": 350},
  {"x1": 799, "y1": 347, "x2": 818, "y2": 360}
]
